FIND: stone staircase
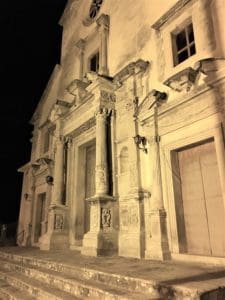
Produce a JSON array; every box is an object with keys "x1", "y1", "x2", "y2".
[{"x1": 0, "y1": 250, "x2": 201, "y2": 299}]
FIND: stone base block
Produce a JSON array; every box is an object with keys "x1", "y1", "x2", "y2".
[
  {"x1": 119, "y1": 231, "x2": 144, "y2": 258},
  {"x1": 145, "y1": 209, "x2": 171, "y2": 261},
  {"x1": 81, "y1": 230, "x2": 118, "y2": 256},
  {"x1": 39, "y1": 231, "x2": 69, "y2": 251}
]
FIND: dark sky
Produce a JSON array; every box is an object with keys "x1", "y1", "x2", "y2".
[{"x1": 0, "y1": 0, "x2": 67, "y2": 223}]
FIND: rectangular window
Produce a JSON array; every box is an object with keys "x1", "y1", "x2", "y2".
[
  {"x1": 172, "y1": 22, "x2": 196, "y2": 66},
  {"x1": 89, "y1": 51, "x2": 99, "y2": 72}
]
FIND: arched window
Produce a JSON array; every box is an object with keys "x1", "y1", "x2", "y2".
[{"x1": 120, "y1": 147, "x2": 129, "y2": 174}]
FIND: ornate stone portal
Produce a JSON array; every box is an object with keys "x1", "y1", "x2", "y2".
[
  {"x1": 17, "y1": 0, "x2": 225, "y2": 264},
  {"x1": 81, "y1": 107, "x2": 117, "y2": 256}
]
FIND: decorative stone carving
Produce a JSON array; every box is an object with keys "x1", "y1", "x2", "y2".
[
  {"x1": 95, "y1": 165, "x2": 108, "y2": 193},
  {"x1": 130, "y1": 206, "x2": 139, "y2": 226},
  {"x1": 36, "y1": 157, "x2": 53, "y2": 166},
  {"x1": 95, "y1": 108, "x2": 110, "y2": 195},
  {"x1": 66, "y1": 79, "x2": 90, "y2": 105},
  {"x1": 101, "y1": 208, "x2": 111, "y2": 228},
  {"x1": 194, "y1": 58, "x2": 225, "y2": 77},
  {"x1": 71, "y1": 117, "x2": 96, "y2": 138},
  {"x1": 100, "y1": 90, "x2": 116, "y2": 103},
  {"x1": 114, "y1": 60, "x2": 149, "y2": 86},
  {"x1": 120, "y1": 205, "x2": 139, "y2": 230},
  {"x1": 54, "y1": 214, "x2": 64, "y2": 230},
  {"x1": 96, "y1": 13, "x2": 109, "y2": 30},
  {"x1": 164, "y1": 67, "x2": 199, "y2": 92}
]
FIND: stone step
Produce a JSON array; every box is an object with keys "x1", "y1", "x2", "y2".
[
  {"x1": 0, "y1": 278, "x2": 37, "y2": 300},
  {"x1": 0, "y1": 259, "x2": 155, "y2": 300},
  {"x1": 0, "y1": 251, "x2": 162, "y2": 298},
  {"x1": 0, "y1": 268, "x2": 81, "y2": 300}
]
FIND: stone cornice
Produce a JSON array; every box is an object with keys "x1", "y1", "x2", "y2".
[
  {"x1": 17, "y1": 162, "x2": 32, "y2": 173},
  {"x1": 113, "y1": 59, "x2": 150, "y2": 86},
  {"x1": 151, "y1": 0, "x2": 193, "y2": 30}
]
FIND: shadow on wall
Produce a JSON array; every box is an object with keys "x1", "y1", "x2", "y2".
[{"x1": 200, "y1": 287, "x2": 225, "y2": 300}]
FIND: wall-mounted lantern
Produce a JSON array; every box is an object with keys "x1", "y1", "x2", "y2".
[
  {"x1": 133, "y1": 134, "x2": 147, "y2": 153},
  {"x1": 46, "y1": 175, "x2": 54, "y2": 185}
]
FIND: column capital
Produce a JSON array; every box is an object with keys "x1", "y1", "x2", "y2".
[
  {"x1": 95, "y1": 107, "x2": 111, "y2": 119},
  {"x1": 96, "y1": 14, "x2": 109, "y2": 31},
  {"x1": 75, "y1": 39, "x2": 86, "y2": 51}
]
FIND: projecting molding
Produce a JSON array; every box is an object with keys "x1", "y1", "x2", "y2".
[{"x1": 151, "y1": 0, "x2": 193, "y2": 30}]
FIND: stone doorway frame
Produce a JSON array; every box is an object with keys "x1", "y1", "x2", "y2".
[
  {"x1": 161, "y1": 124, "x2": 225, "y2": 263},
  {"x1": 68, "y1": 127, "x2": 96, "y2": 250},
  {"x1": 32, "y1": 189, "x2": 47, "y2": 244}
]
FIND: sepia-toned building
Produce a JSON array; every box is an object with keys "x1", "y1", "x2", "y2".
[{"x1": 18, "y1": 0, "x2": 225, "y2": 262}]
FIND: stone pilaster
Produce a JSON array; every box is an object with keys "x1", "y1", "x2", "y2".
[
  {"x1": 82, "y1": 107, "x2": 117, "y2": 256},
  {"x1": 192, "y1": 0, "x2": 216, "y2": 55},
  {"x1": 39, "y1": 118, "x2": 69, "y2": 250},
  {"x1": 97, "y1": 14, "x2": 109, "y2": 76},
  {"x1": 76, "y1": 39, "x2": 86, "y2": 80},
  {"x1": 145, "y1": 106, "x2": 170, "y2": 260},
  {"x1": 117, "y1": 69, "x2": 150, "y2": 258}
]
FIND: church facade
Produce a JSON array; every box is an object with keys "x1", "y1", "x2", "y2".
[{"x1": 18, "y1": 0, "x2": 225, "y2": 262}]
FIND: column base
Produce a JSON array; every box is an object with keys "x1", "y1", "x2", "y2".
[
  {"x1": 39, "y1": 204, "x2": 69, "y2": 251},
  {"x1": 145, "y1": 209, "x2": 171, "y2": 261},
  {"x1": 39, "y1": 231, "x2": 69, "y2": 251},
  {"x1": 119, "y1": 232, "x2": 144, "y2": 258},
  {"x1": 81, "y1": 195, "x2": 118, "y2": 256},
  {"x1": 81, "y1": 230, "x2": 117, "y2": 256}
]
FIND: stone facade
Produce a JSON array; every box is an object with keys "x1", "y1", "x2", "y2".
[{"x1": 18, "y1": 0, "x2": 225, "y2": 262}]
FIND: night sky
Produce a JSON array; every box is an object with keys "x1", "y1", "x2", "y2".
[{"x1": 0, "y1": 0, "x2": 67, "y2": 223}]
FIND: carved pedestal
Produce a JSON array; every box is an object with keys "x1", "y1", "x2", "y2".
[
  {"x1": 119, "y1": 191, "x2": 147, "y2": 258},
  {"x1": 145, "y1": 209, "x2": 171, "y2": 260},
  {"x1": 81, "y1": 196, "x2": 117, "y2": 256},
  {"x1": 39, "y1": 204, "x2": 69, "y2": 250}
]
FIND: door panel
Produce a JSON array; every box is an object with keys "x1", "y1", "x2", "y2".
[
  {"x1": 178, "y1": 140, "x2": 225, "y2": 257},
  {"x1": 84, "y1": 144, "x2": 96, "y2": 233},
  {"x1": 179, "y1": 148, "x2": 211, "y2": 256}
]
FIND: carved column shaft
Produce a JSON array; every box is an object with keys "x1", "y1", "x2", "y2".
[
  {"x1": 51, "y1": 119, "x2": 64, "y2": 205},
  {"x1": 95, "y1": 108, "x2": 109, "y2": 196}
]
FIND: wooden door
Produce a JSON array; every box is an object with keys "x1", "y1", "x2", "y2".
[
  {"x1": 34, "y1": 193, "x2": 46, "y2": 242},
  {"x1": 178, "y1": 140, "x2": 225, "y2": 257},
  {"x1": 84, "y1": 144, "x2": 96, "y2": 233}
]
